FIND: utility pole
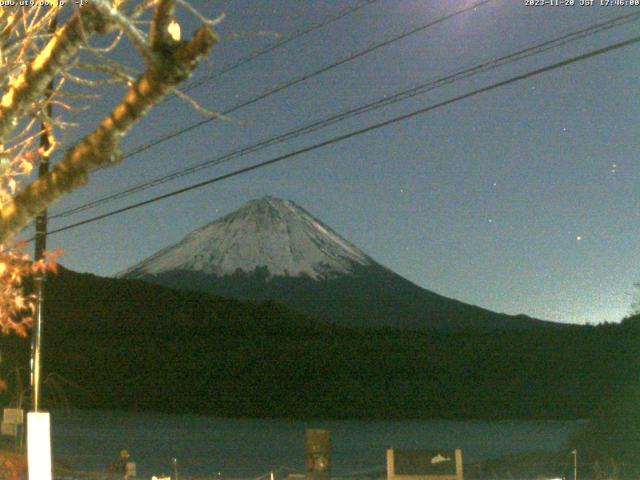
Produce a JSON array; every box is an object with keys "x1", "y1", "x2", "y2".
[
  {"x1": 572, "y1": 449, "x2": 577, "y2": 480},
  {"x1": 27, "y1": 14, "x2": 57, "y2": 480},
  {"x1": 30, "y1": 14, "x2": 57, "y2": 414},
  {"x1": 30, "y1": 85, "x2": 51, "y2": 412}
]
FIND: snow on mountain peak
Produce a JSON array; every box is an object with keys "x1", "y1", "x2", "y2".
[{"x1": 119, "y1": 196, "x2": 374, "y2": 280}]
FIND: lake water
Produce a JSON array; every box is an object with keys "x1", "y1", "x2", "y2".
[{"x1": 49, "y1": 410, "x2": 583, "y2": 479}]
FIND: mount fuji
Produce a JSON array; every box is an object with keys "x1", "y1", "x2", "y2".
[
  {"x1": 121, "y1": 196, "x2": 373, "y2": 280},
  {"x1": 120, "y1": 196, "x2": 554, "y2": 332}
]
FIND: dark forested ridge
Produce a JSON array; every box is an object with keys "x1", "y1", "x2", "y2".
[{"x1": 1, "y1": 267, "x2": 638, "y2": 422}]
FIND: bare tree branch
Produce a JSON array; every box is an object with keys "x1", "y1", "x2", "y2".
[
  {"x1": 92, "y1": 0, "x2": 154, "y2": 62},
  {"x1": 0, "y1": 5, "x2": 112, "y2": 143},
  {"x1": 0, "y1": 23, "x2": 218, "y2": 242}
]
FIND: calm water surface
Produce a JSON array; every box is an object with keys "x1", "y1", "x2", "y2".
[{"x1": 50, "y1": 410, "x2": 583, "y2": 479}]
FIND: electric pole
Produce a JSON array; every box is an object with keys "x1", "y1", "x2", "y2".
[
  {"x1": 31, "y1": 14, "x2": 57, "y2": 414},
  {"x1": 572, "y1": 449, "x2": 577, "y2": 480},
  {"x1": 26, "y1": 15, "x2": 58, "y2": 480}
]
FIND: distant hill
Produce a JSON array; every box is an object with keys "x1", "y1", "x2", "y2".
[
  {"x1": 120, "y1": 196, "x2": 558, "y2": 332},
  {"x1": 0, "y1": 268, "x2": 635, "y2": 421}
]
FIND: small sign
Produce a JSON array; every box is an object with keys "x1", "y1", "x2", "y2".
[
  {"x1": 394, "y1": 450, "x2": 456, "y2": 476},
  {"x1": 387, "y1": 449, "x2": 463, "y2": 480},
  {"x1": 1, "y1": 422, "x2": 18, "y2": 436},
  {"x1": 3, "y1": 408, "x2": 24, "y2": 425},
  {"x1": 306, "y1": 429, "x2": 331, "y2": 480}
]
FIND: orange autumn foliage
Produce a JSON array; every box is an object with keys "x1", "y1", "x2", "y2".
[
  {"x1": 0, "y1": 242, "x2": 61, "y2": 340},
  {"x1": 0, "y1": 452, "x2": 27, "y2": 480}
]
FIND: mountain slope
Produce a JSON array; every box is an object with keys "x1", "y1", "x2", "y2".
[
  {"x1": 121, "y1": 196, "x2": 557, "y2": 332},
  {"x1": 138, "y1": 265, "x2": 550, "y2": 332}
]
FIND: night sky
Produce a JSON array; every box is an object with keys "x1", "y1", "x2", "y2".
[{"x1": 34, "y1": 0, "x2": 640, "y2": 325}]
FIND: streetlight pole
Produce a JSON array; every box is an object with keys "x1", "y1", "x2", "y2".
[{"x1": 572, "y1": 449, "x2": 577, "y2": 480}]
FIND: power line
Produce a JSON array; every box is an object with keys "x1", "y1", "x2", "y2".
[
  {"x1": 50, "y1": 10, "x2": 640, "y2": 220},
  {"x1": 109, "y1": 0, "x2": 497, "y2": 160},
  {"x1": 58, "y1": 0, "x2": 382, "y2": 150},
  {"x1": 42, "y1": 33, "x2": 640, "y2": 238},
  {"x1": 179, "y1": 0, "x2": 379, "y2": 95}
]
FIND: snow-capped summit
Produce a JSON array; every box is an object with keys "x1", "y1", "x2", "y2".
[{"x1": 119, "y1": 196, "x2": 374, "y2": 280}]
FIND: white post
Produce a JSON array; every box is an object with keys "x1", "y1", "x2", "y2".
[
  {"x1": 172, "y1": 457, "x2": 179, "y2": 480},
  {"x1": 27, "y1": 412, "x2": 52, "y2": 480}
]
